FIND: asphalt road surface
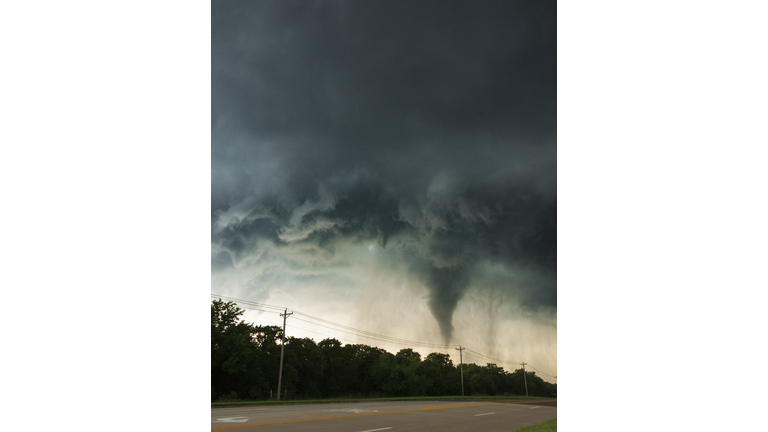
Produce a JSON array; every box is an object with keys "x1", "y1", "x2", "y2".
[{"x1": 211, "y1": 400, "x2": 556, "y2": 431}]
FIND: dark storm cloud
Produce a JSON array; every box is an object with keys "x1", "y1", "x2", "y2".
[{"x1": 212, "y1": 0, "x2": 556, "y2": 343}]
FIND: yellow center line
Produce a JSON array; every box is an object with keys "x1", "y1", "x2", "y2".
[
  {"x1": 505, "y1": 400, "x2": 555, "y2": 405},
  {"x1": 211, "y1": 402, "x2": 499, "y2": 431}
]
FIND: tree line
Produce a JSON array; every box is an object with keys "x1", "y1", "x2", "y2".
[{"x1": 212, "y1": 299, "x2": 556, "y2": 401}]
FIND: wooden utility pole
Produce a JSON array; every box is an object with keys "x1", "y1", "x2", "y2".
[
  {"x1": 277, "y1": 309, "x2": 293, "y2": 401},
  {"x1": 455, "y1": 346, "x2": 465, "y2": 396},
  {"x1": 520, "y1": 362, "x2": 528, "y2": 397}
]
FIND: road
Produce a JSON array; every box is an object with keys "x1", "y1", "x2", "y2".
[{"x1": 211, "y1": 400, "x2": 556, "y2": 431}]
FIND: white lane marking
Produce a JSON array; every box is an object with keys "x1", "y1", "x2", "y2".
[
  {"x1": 214, "y1": 417, "x2": 248, "y2": 423},
  {"x1": 215, "y1": 408, "x2": 270, "y2": 411},
  {"x1": 529, "y1": 406, "x2": 542, "y2": 409},
  {"x1": 211, "y1": 408, "x2": 321, "y2": 416},
  {"x1": 326, "y1": 409, "x2": 379, "y2": 413},
  {"x1": 475, "y1": 412, "x2": 495, "y2": 416},
  {"x1": 359, "y1": 428, "x2": 392, "y2": 432}
]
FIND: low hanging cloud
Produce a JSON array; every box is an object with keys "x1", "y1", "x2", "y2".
[
  {"x1": 212, "y1": 168, "x2": 556, "y2": 343},
  {"x1": 212, "y1": 0, "x2": 556, "y2": 346}
]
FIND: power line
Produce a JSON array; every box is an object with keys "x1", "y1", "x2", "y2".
[
  {"x1": 525, "y1": 363, "x2": 557, "y2": 378},
  {"x1": 461, "y1": 349, "x2": 555, "y2": 379},
  {"x1": 247, "y1": 319, "x2": 370, "y2": 347},
  {"x1": 291, "y1": 311, "x2": 455, "y2": 350},
  {"x1": 211, "y1": 294, "x2": 288, "y2": 312},
  {"x1": 214, "y1": 298, "x2": 438, "y2": 352},
  {"x1": 290, "y1": 316, "x2": 454, "y2": 351},
  {"x1": 464, "y1": 348, "x2": 519, "y2": 365},
  {"x1": 285, "y1": 325, "x2": 369, "y2": 346},
  {"x1": 212, "y1": 293, "x2": 456, "y2": 350},
  {"x1": 461, "y1": 352, "x2": 509, "y2": 365},
  {"x1": 213, "y1": 294, "x2": 451, "y2": 349}
]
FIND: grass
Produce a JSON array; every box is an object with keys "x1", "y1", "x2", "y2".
[
  {"x1": 513, "y1": 418, "x2": 556, "y2": 432},
  {"x1": 212, "y1": 394, "x2": 556, "y2": 406}
]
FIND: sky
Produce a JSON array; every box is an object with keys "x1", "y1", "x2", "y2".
[{"x1": 211, "y1": 0, "x2": 557, "y2": 381}]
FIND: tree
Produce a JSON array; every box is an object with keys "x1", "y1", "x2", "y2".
[
  {"x1": 318, "y1": 338, "x2": 350, "y2": 396},
  {"x1": 284, "y1": 337, "x2": 324, "y2": 398},
  {"x1": 419, "y1": 352, "x2": 459, "y2": 396},
  {"x1": 211, "y1": 299, "x2": 280, "y2": 400},
  {"x1": 395, "y1": 348, "x2": 421, "y2": 365},
  {"x1": 349, "y1": 344, "x2": 389, "y2": 396}
]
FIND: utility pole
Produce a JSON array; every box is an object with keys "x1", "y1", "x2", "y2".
[
  {"x1": 455, "y1": 346, "x2": 465, "y2": 396},
  {"x1": 277, "y1": 309, "x2": 293, "y2": 401},
  {"x1": 520, "y1": 362, "x2": 528, "y2": 397}
]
